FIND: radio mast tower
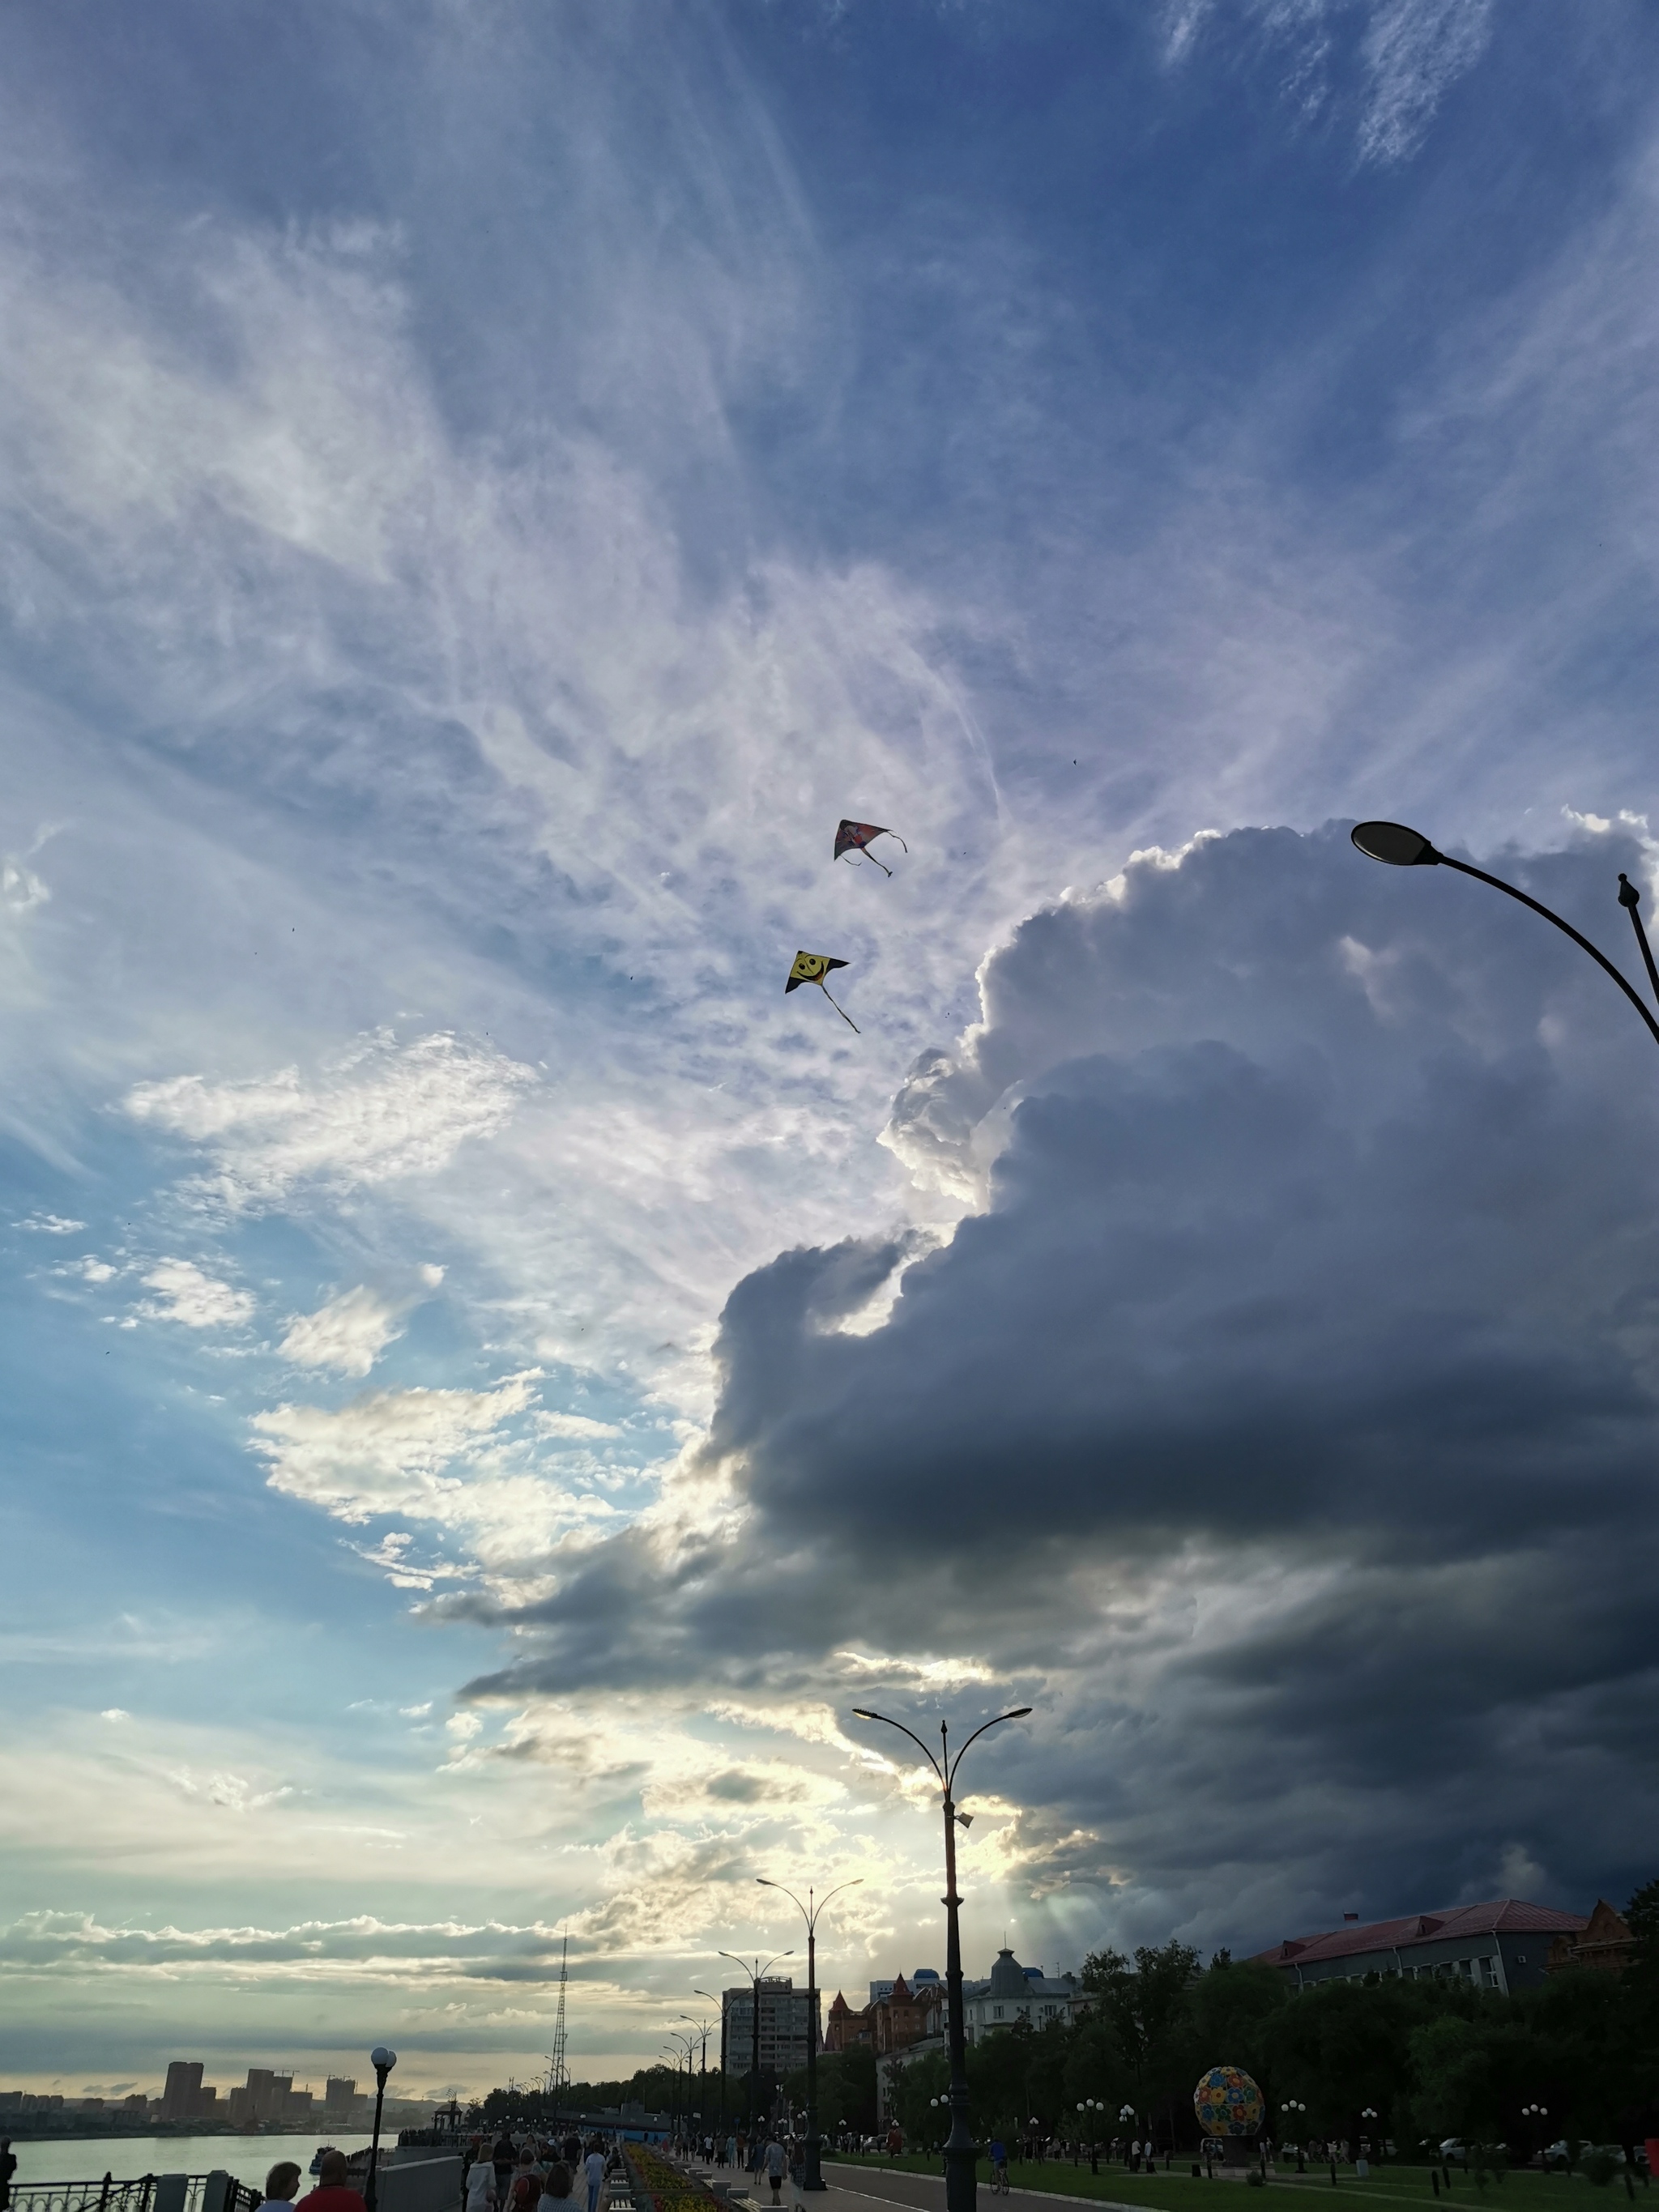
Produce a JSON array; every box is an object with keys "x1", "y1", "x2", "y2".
[{"x1": 548, "y1": 1931, "x2": 569, "y2": 2112}]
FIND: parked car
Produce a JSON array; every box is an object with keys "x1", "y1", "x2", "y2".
[{"x1": 1439, "y1": 2142, "x2": 1468, "y2": 2161}]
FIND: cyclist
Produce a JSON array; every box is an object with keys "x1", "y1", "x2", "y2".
[{"x1": 989, "y1": 2137, "x2": 1009, "y2": 2197}]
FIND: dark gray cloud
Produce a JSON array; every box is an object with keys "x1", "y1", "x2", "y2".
[{"x1": 458, "y1": 823, "x2": 1659, "y2": 1943}]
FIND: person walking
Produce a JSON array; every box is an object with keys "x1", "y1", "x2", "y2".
[
  {"x1": 764, "y1": 2137, "x2": 786, "y2": 2206},
  {"x1": 0, "y1": 2137, "x2": 15, "y2": 2212},
  {"x1": 466, "y1": 2152, "x2": 497, "y2": 2212},
  {"x1": 296, "y1": 2150, "x2": 367, "y2": 2212},
  {"x1": 582, "y1": 2141, "x2": 607, "y2": 2212},
  {"x1": 493, "y1": 2131, "x2": 518, "y2": 2207},
  {"x1": 264, "y1": 2165, "x2": 305, "y2": 2212},
  {"x1": 538, "y1": 2162, "x2": 573, "y2": 2212},
  {"x1": 509, "y1": 2147, "x2": 544, "y2": 2212}
]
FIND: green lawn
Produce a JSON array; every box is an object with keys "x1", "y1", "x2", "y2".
[{"x1": 825, "y1": 2154, "x2": 1640, "y2": 2212}]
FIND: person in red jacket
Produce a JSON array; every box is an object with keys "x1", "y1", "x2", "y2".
[{"x1": 296, "y1": 2150, "x2": 368, "y2": 2212}]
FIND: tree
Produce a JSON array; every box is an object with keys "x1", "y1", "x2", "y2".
[
  {"x1": 1187, "y1": 1958, "x2": 1290, "y2": 2121},
  {"x1": 1081, "y1": 1941, "x2": 1201, "y2": 2128}
]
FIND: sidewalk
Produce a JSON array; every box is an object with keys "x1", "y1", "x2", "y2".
[{"x1": 816, "y1": 2166, "x2": 1145, "y2": 2212}]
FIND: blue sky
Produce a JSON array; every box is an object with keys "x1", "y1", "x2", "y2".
[{"x1": 3, "y1": 0, "x2": 1659, "y2": 2101}]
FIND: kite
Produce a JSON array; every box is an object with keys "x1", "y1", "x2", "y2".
[
  {"x1": 786, "y1": 950, "x2": 859, "y2": 1032},
  {"x1": 834, "y1": 819, "x2": 907, "y2": 876}
]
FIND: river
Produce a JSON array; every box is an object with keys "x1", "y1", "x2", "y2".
[{"x1": 6, "y1": 2137, "x2": 376, "y2": 2190}]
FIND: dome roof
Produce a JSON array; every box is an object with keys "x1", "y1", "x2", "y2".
[{"x1": 987, "y1": 1948, "x2": 1030, "y2": 1998}]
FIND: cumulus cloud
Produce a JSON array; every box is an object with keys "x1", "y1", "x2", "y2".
[
  {"x1": 250, "y1": 1373, "x2": 540, "y2": 1526},
  {"x1": 126, "y1": 1033, "x2": 535, "y2": 1209},
  {"x1": 455, "y1": 825, "x2": 1659, "y2": 1944},
  {"x1": 279, "y1": 1281, "x2": 434, "y2": 1378},
  {"x1": 137, "y1": 1259, "x2": 254, "y2": 1330}
]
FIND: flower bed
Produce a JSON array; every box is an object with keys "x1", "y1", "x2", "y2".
[{"x1": 621, "y1": 2145, "x2": 722, "y2": 2212}]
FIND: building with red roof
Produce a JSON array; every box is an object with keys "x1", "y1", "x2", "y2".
[{"x1": 1252, "y1": 1899, "x2": 1588, "y2": 1995}]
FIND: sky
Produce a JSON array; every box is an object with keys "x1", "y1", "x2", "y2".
[{"x1": 2, "y1": 0, "x2": 1659, "y2": 2103}]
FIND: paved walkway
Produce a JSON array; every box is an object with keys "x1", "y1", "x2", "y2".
[
  {"x1": 817, "y1": 2167, "x2": 1144, "y2": 2212},
  {"x1": 693, "y1": 2161, "x2": 1148, "y2": 2212}
]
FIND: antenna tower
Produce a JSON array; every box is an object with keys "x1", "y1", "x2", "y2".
[{"x1": 548, "y1": 1931, "x2": 569, "y2": 2102}]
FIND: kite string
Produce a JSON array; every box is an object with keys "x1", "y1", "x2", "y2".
[{"x1": 819, "y1": 982, "x2": 860, "y2": 1033}]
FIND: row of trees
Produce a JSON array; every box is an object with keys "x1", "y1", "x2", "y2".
[
  {"x1": 477, "y1": 2061, "x2": 808, "y2": 2134},
  {"x1": 480, "y1": 1882, "x2": 1658, "y2": 2160},
  {"x1": 808, "y1": 1882, "x2": 1659, "y2": 2160}
]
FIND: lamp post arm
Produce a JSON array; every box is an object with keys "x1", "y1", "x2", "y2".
[
  {"x1": 850, "y1": 1709, "x2": 946, "y2": 1788},
  {"x1": 756, "y1": 1876, "x2": 809, "y2": 1924},
  {"x1": 1619, "y1": 874, "x2": 1659, "y2": 1008},
  {"x1": 808, "y1": 1878, "x2": 863, "y2": 1929},
  {"x1": 1432, "y1": 852, "x2": 1659, "y2": 1050},
  {"x1": 944, "y1": 1707, "x2": 1033, "y2": 1793}
]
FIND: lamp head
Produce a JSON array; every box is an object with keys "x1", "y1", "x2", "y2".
[
  {"x1": 371, "y1": 2047, "x2": 397, "y2": 2078},
  {"x1": 955, "y1": 1811, "x2": 974, "y2": 1829},
  {"x1": 851, "y1": 1708, "x2": 877, "y2": 1721},
  {"x1": 1351, "y1": 820, "x2": 1439, "y2": 867}
]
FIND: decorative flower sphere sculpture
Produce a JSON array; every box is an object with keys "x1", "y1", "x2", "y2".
[{"x1": 1193, "y1": 2067, "x2": 1265, "y2": 2138}]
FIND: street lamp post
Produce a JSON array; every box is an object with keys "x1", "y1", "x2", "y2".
[
  {"x1": 1523, "y1": 2103, "x2": 1549, "y2": 2168},
  {"x1": 1350, "y1": 822, "x2": 1659, "y2": 1046},
  {"x1": 681, "y1": 2015, "x2": 717, "y2": 2159},
  {"x1": 694, "y1": 1991, "x2": 728, "y2": 2139},
  {"x1": 365, "y1": 2047, "x2": 397, "y2": 2212},
  {"x1": 1077, "y1": 2102, "x2": 1102, "y2": 2175},
  {"x1": 1282, "y1": 2099, "x2": 1307, "y2": 2174},
  {"x1": 665, "y1": 2032, "x2": 697, "y2": 2148},
  {"x1": 719, "y1": 1948, "x2": 794, "y2": 2171},
  {"x1": 755, "y1": 1874, "x2": 863, "y2": 2191},
  {"x1": 850, "y1": 1704, "x2": 1032, "y2": 2212}
]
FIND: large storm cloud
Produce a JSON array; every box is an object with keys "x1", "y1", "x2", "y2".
[{"x1": 458, "y1": 821, "x2": 1659, "y2": 1945}]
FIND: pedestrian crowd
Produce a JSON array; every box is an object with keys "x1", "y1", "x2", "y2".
[{"x1": 464, "y1": 2129, "x2": 615, "y2": 2212}]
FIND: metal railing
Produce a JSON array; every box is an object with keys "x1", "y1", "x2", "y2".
[{"x1": 13, "y1": 2174, "x2": 262, "y2": 2212}]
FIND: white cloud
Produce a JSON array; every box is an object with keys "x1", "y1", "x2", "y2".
[
  {"x1": 1163, "y1": 0, "x2": 1493, "y2": 165},
  {"x1": 280, "y1": 1285, "x2": 407, "y2": 1378},
  {"x1": 19, "y1": 1215, "x2": 86, "y2": 1234},
  {"x1": 137, "y1": 1259, "x2": 254, "y2": 1330},
  {"x1": 2, "y1": 858, "x2": 49, "y2": 914},
  {"x1": 1358, "y1": 0, "x2": 1493, "y2": 166},
  {"x1": 249, "y1": 1373, "x2": 540, "y2": 1525},
  {"x1": 58, "y1": 1255, "x2": 116, "y2": 1285},
  {"x1": 535, "y1": 1411, "x2": 621, "y2": 1442},
  {"x1": 126, "y1": 1032, "x2": 536, "y2": 1209}
]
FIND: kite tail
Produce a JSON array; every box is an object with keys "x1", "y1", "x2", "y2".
[
  {"x1": 842, "y1": 850, "x2": 893, "y2": 876},
  {"x1": 820, "y1": 984, "x2": 860, "y2": 1034}
]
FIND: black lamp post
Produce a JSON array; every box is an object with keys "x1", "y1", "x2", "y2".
[
  {"x1": 755, "y1": 1875, "x2": 862, "y2": 2192},
  {"x1": 693, "y1": 1992, "x2": 728, "y2": 2139},
  {"x1": 365, "y1": 2047, "x2": 397, "y2": 2212},
  {"x1": 719, "y1": 1949, "x2": 793, "y2": 2169},
  {"x1": 1350, "y1": 821, "x2": 1659, "y2": 1046},
  {"x1": 1523, "y1": 2103, "x2": 1549, "y2": 2167},
  {"x1": 849, "y1": 1705, "x2": 1032, "y2": 2212},
  {"x1": 680, "y1": 2014, "x2": 716, "y2": 2159},
  {"x1": 663, "y1": 2035, "x2": 694, "y2": 2146}
]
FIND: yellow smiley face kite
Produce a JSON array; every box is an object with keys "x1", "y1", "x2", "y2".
[{"x1": 784, "y1": 950, "x2": 859, "y2": 1031}]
